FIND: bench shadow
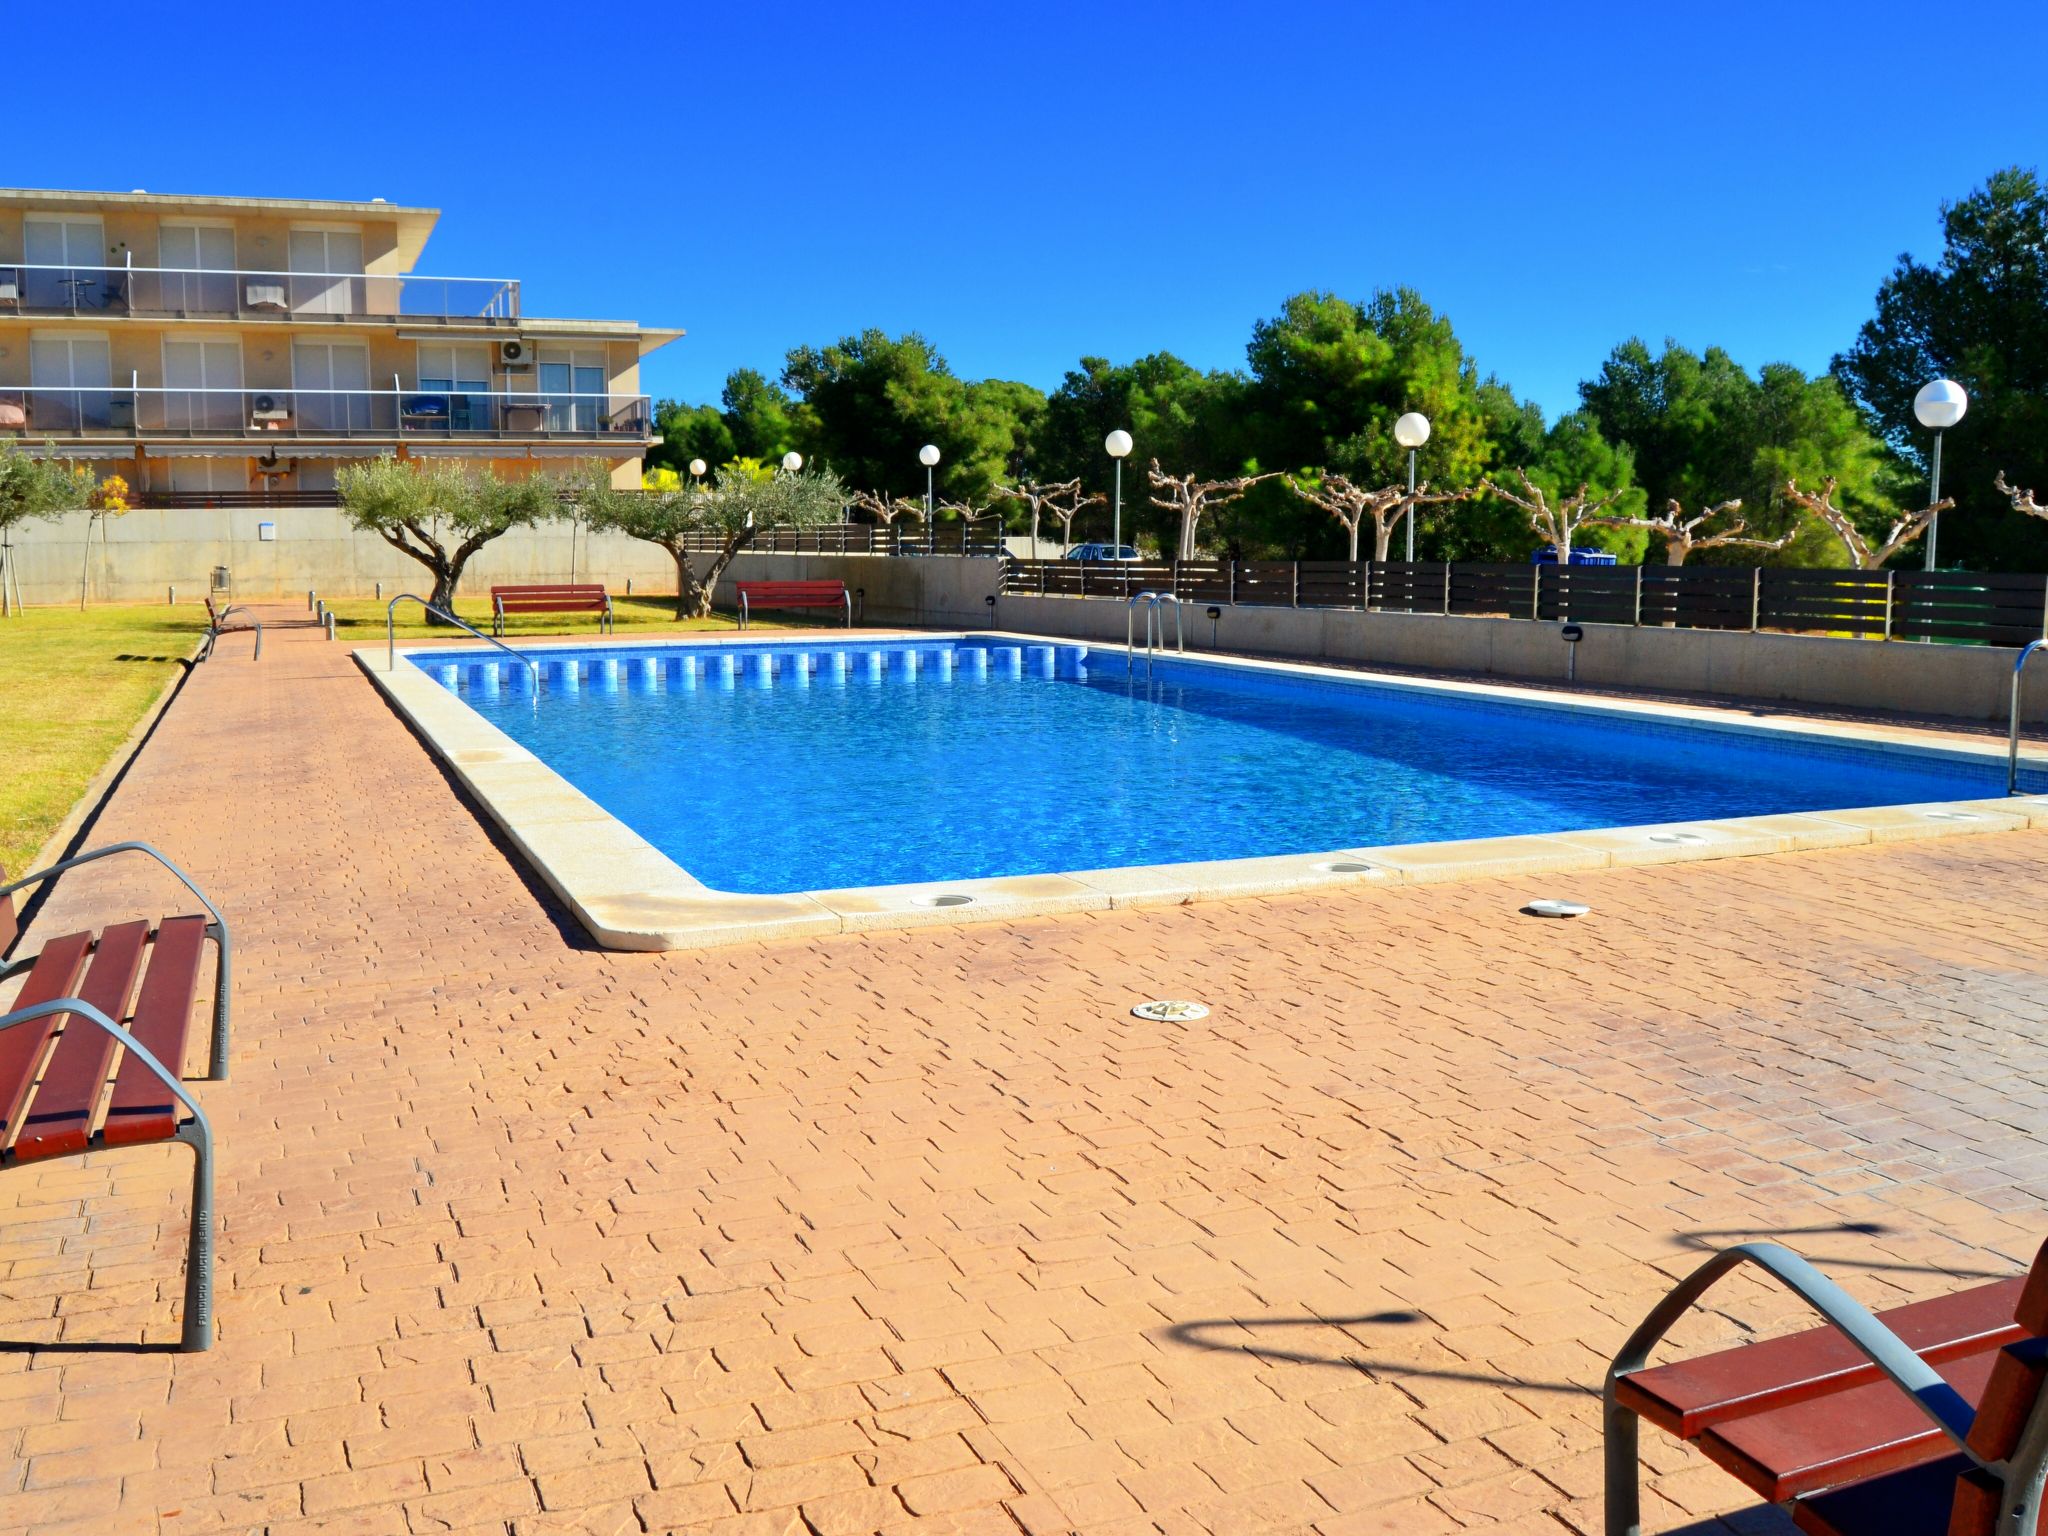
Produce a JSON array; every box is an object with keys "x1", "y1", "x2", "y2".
[
  {"x1": 1159, "y1": 1310, "x2": 1590, "y2": 1396},
  {"x1": 0, "y1": 1338, "x2": 182, "y2": 1356},
  {"x1": 1672, "y1": 1224, "x2": 2017, "y2": 1282}
]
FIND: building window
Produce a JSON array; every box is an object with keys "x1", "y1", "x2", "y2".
[
  {"x1": 23, "y1": 215, "x2": 110, "y2": 309},
  {"x1": 28, "y1": 332, "x2": 112, "y2": 431},
  {"x1": 417, "y1": 343, "x2": 492, "y2": 432}
]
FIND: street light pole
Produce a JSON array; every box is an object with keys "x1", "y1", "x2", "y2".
[
  {"x1": 1393, "y1": 413, "x2": 1432, "y2": 564},
  {"x1": 1105, "y1": 429, "x2": 1133, "y2": 556},
  {"x1": 1913, "y1": 379, "x2": 1968, "y2": 571}
]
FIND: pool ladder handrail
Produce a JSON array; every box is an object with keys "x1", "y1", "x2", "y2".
[
  {"x1": 2008, "y1": 639, "x2": 2048, "y2": 793},
  {"x1": 386, "y1": 593, "x2": 541, "y2": 709},
  {"x1": 1126, "y1": 591, "x2": 1185, "y2": 676}
]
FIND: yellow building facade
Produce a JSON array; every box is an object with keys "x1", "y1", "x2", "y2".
[{"x1": 0, "y1": 188, "x2": 678, "y2": 501}]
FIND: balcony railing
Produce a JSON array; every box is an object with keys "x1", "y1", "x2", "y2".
[
  {"x1": 0, "y1": 386, "x2": 650, "y2": 440},
  {"x1": 0, "y1": 263, "x2": 519, "y2": 321}
]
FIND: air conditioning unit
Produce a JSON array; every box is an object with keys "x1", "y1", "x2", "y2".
[
  {"x1": 250, "y1": 393, "x2": 291, "y2": 426},
  {"x1": 499, "y1": 338, "x2": 533, "y2": 369}
]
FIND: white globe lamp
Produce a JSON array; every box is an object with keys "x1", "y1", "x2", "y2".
[
  {"x1": 1913, "y1": 380, "x2": 1967, "y2": 571},
  {"x1": 1393, "y1": 413, "x2": 1431, "y2": 560}
]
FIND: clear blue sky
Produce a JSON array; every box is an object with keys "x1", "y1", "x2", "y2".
[{"x1": 18, "y1": 1, "x2": 2046, "y2": 421}]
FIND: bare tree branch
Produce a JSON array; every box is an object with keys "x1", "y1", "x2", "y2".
[
  {"x1": 1478, "y1": 469, "x2": 1621, "y2": 560},
  {"x1": 992, "y1": 477, "x2": 1102, "y2": 549},
  {"x1": 1996, "y1": 471, "x2": 2048, "y2": 520},
  {"x1": 1782, "y1": 477, "x2": 1951, "y2": 570},
  {"x1": 1581, "y1": 497, "x2": 1791, "y2": 566},
  {"x1": 1287, "y1": 473, "x2": 1463, "y2": 562},
  {"x1": 1147, "y1": 459, "x2": 1277, "y2": 560}
]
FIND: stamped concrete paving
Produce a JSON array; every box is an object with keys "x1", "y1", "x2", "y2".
[{"x1": 5, "y1": 611, "x2": 2047, "y2": 1536}]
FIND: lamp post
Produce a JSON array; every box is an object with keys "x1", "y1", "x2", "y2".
[
  {"x1": 918, "y1": 443, "x2": 940, "y2": 520},
  {"x1": 687, "y1": 457, "x2": 707, "y2": 483},
  {"x1": 1913, "y1": 379, "x2": 1967, "y2": 571},
  {"x1": 1105, "y1": 429, "x2": 1133, "y2": 555},
  {"x1": 1393, "y1": 412, "x2": 1431, "y2": 563}
]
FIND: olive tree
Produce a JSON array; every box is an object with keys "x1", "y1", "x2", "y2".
[
  {"x1": 336, "y1": 456, "x2": 555, "y2": 612},
  {"x1": 582, "y1": 459, "x2": 848, "y2": 619},
  {"x1": 0, "y1": 441, "x2": 91, "y2": 617}
]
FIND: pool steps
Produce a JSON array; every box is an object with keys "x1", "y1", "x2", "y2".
[{"x1": 432, "y1": 643, "x2": 1079, "y2": 695}]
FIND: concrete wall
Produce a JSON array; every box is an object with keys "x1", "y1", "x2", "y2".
[{"x1": 713, "y1": 552, "x2": 2048, "y2": 725}]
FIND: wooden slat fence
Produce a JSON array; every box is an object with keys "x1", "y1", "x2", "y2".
[{"x1": 997, "y1": 557, "x2": 2048, "y2": 647}]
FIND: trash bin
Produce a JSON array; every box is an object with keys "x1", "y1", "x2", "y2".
[{"x1": 210, "y1": 566, "x2": 231, "y2": 594}]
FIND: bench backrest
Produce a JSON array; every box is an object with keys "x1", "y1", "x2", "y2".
[
  {"x1": 736, "y1": 580, "x2": 846, "y2": 599},
  {"x1": 492, "y1": 584, "x2": 609, "y2": 600}
]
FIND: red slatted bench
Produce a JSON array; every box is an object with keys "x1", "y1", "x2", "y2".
[
  {"x1": 1605, "y1": 1238, "x2": 2048, "y2": 1535},
  {"x1": 490, "y1": 583, "x2": 614, "y2": 636},
  {"x1": 201, "y1": 595, "x2": 255, "y2": 662},
  {"x1": 734, "y1": 579, "x2": 852, "y2": 629},
  {"x1": 0, "y1": 843, "x2": 232, "y2": 1351}
]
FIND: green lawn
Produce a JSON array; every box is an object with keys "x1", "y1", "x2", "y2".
[{"x1": 0, "y1": 604, "x2": 203, "y2": 876}]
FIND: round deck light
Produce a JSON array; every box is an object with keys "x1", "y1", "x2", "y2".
[
  {"x1": 1524, "y1": 898, "x2": 1589, "y2": 918},
  {"x1": 1393, "y1": 412, "x2": 1432, "y2": 449},
  {"x1": 1913, "y1": 379, "x2": 1968, "y2": 430},
  {"x1": 1105, "y1": 429, "x2": 1133, "y2": 458},
  {"x1": 1132, "y1": 1000, "x2": 1209, "y2": 1022}
]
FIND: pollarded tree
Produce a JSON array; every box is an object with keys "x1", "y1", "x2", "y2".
[
  {"x1": 1148, "y1": 459, "x2": 1276, "y2": 560},
  {"x1": 1286, "y1": 471, "x2": 1463, "y2": 562},
  {"x1": 851, "y1": 489, "x2": 924, "y2": 527},
  {"x1": 582, "y1": 460, "x2": 848, "y2": 619},
  {"x1": 1580, "y1": 498, "x2": 1794, "y2": 566},
  {"x1": 1477, "y1": 469, "x2": 1622, "y2": 561},
  {"x1": 337, "y1": 456, "x2": 556, "y2": 613},
  {"x1": 993, "y1": 478, "x2": 1102, "y2": 550},
  {"x1": 1781, "y1": 477, "x2": 1951, "y2": 569}
]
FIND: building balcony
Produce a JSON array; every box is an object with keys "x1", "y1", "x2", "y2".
[
  {"x1": 0, "y1": 264, "x2": 519, "y2": 323},
  {"x1": 0, "y1": 386, "x2": 651, "y2": 442}
]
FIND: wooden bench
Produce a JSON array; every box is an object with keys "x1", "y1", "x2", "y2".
[
  {"x1": 0, "y1": 843, "x2": 233, "y2": 1351},
  {"x1": 200, "y1": 595, "x2": 255, "y2": 662},
  {"x1": 490, "y1": 583, "x2": 614, "y2": 637},
  {"x1": 1606, "y1": 1237, "x2": 2048, "y2": 1534},
  {"x1": 734, "y1": 579, "x2": 853, "y2": 629}
]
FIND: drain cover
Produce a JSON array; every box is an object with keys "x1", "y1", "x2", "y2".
[
  {"x1": 1524, "y1": 899, "x2": 1590, "y2": 919},
  {"x1": 1924, "y1": 810, "x2": 1983, "y2": 822},
  {"x1": 1647, "y1": 831, "x2": 1707, "y2": 845},
  {"x1": 1132, "y1": 999, "x2": 1210, "y2": 1022}
]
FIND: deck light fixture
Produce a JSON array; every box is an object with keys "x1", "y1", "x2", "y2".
[
  {"x1": 1393, "y1": 412, "x2": 1431, "y2": 562},
  {"x1": 1913, "y1": 379, "x2": 1967, "y2": 571},
  {"x1": 1105, "y1": 429, "x2": 1133, "y2": 557}
]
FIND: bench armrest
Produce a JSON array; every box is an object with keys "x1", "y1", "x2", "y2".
[
  {"x1": 1, "y1": 842, "x2": 228, "y2": 936},
  {"x1": 1607, "y1": 1241, "x2": 1979, "y2": 1453},
  {"x1": 0, "y1": 996, "x2": 211, "y2": 1140}
]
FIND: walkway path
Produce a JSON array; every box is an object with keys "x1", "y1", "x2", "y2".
[{"x1": 4, "y1": 610, "x2": 2046, "y2": 1535}]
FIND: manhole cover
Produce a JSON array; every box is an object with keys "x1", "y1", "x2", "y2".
[
  {"x1": 1524, "y1": 899, "x2": 1590, "y2": 919},
  {"x1": 1132, "y1": 1000, "x2": 1210, "y2": 1022}
]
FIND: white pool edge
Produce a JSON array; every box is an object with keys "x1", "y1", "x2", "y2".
[{"x1": 356, "y1": 632, "x2": 2048, "y2": 950}]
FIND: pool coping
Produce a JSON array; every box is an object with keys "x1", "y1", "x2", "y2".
[{"x1": 355, "y1": 631, "x2": 2048, "y2": 950}]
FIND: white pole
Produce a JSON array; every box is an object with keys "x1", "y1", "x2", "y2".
[
  {"x1": 1404, "y1": 449, "x2": 1417, "y2": 563},
  {"x1": 1925, "y1": 429, "x2": 1944, "y2": 571},
  {"x1": 1113, "y1": 458, "x2": 1123, "y2": 556}
]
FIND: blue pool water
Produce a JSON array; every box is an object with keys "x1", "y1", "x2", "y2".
[{"x1": 413, "y1": 638, "x2": 2034, "y2": 894}]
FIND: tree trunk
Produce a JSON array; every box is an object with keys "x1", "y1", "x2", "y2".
[
  {"x1": 667, "y1": 546, "x2": 709, "y2": 620},
  {"x1": 1369, "y1": 520, "x2": 1387, "y2": 562},
  {"x1": 1666, "y1": 544, "x2": 1688, "y2": 566},
  {"x1": 692, "y1": 529, "x2": 754, "y2": 619},
  {"x1": 429, "y1": 558, "x2": 461, "y2": 617}
]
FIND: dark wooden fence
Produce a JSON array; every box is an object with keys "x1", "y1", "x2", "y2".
[
  {"x1": 998, "y1": 558, "x2": 2048, "y2": 646},
  {"x1": 676, "y1": 523, "x2": 1005, "y2": 557}
]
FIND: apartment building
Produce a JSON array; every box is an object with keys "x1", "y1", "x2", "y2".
[{"x1": 0, "y1": 188, "x2": 678, "y2": 502}]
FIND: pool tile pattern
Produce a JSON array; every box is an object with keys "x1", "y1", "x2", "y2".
[{"x1": 4, "y1": 610, "x2": 2048, "y2": 1535}]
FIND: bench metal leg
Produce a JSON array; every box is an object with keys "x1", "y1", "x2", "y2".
[
  {"x1": 206, "y1": 920, "x2": 231, "y2": 1081},
  {"x1": 1603, "y1": 1386, "x2": 1640, "y2": 1536},
  {"x1": 177, "y1": 1121, "x2": 215, "y2": 1351},
  {"x1": 843, "y1": 592, "x2": 852, "y2": 627}
]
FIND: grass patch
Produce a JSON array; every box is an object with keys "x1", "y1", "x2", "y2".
[{"x1": 0, "y1": 604, "x2": 203, "y2": 875}]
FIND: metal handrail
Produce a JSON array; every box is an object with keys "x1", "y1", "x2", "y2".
[
  {"x1": 386, "y1": 594, "x2": 539, "y2": 709},
  {"x1": 1154, "y1": 593, "x2": 1186, "y2": 654},
  {"x1": 2010, "y1": 639, "x2": 2048, "y2": 793},
  {"x1": 1127, "y1": 590, "x2": 1159, "y2": 675}
]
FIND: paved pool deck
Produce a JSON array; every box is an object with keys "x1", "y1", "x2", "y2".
[{"x1": 5, "y1": 608, "x2": 2048, "y2": 1535}]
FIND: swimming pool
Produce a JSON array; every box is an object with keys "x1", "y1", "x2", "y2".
[{"x1": 370, "y1": 633, "x2": 2046, "y2": 945}]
